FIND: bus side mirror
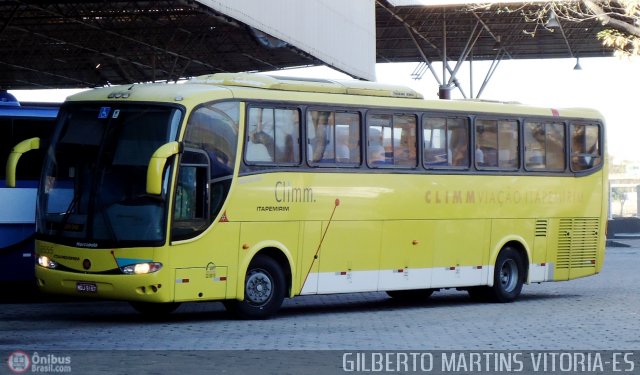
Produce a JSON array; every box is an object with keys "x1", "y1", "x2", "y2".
[
  {"x1": 5, "y1": 137, "x2": 40, "y2": 188},
  {"x1": 146, "y1": 141, "x2": 182, "y2": 195}
]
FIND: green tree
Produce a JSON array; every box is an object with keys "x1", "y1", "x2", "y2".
[
  {"x1": 530, "y1": 1, "x2": 640, "y2": 57},
  {"x1": 611, "y1": 187, "x2": 628, "y2": 216}
]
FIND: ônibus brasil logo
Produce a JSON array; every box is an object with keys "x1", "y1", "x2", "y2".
[{"x1": 7, "y1": 351, "x2": 30, "y2": 374}]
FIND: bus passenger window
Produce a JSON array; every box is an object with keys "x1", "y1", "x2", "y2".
[
  {"x1": 274, "y1": 109, "x2": 300, "y2": 163},
  {"x1": 335, "y1": 112, "x2": 361, "y2": 164},
  {"x1": 367, "y1": 114, "x2": 391, "y2": 166},
  {"x1": 366, "y1": 113, "x2": 417, "y2": 168},
  {"x1": 570, "y1": 123, "x2": 601, "y2": 171},
  {"x1": 307, "y1": 111, "x2": 333, "y2": 163},
  {"x1": 449, "y1": 125, "x2": 469, "y2": 167},
  {"x1": 307, "y1": 110, "x2": 360, "y2": 166},
  {"x1": 423, "y1": 116, "x2": 469, "y2": 168},
  {"x1": 476, "y1": 119, "x2": 519, "y2": 170},
  {"x1": 393, "y1": 114, "x2": 417, "y2": 167},
  {"x1": 524, "y1": 121, "x2": 565, "y2": 171},
  {"x1": 247, "y1": 107, "x2": 300, "y2": 164},
  {"x1": 247, "y1": 108, "x2": 275, "y2": 162}
]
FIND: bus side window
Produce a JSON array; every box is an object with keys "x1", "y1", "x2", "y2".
[
  {"x1": 367, "y1": 113, "x2": 417, "y2": 168},
  {"x1": 570, "y1": 123, "x2": 601, "y2": 171},
  {"x1": 307, "y1": 110, "x2": 360, "y2": 166},
  {"x1": 423, "y1": 117, "x2": 447, "y2": 166},
  {"x1": 274, "y1": 108, "x2": 300, "y2": 163},
  {"x1": 366, "y1": 114, "x2": 391, "y2": 166},
  {"x1": 247, "y1": 107, "x2": 300, "y2": 164},
  {"x1": 335, "y1": 112, "x2": 361, "y2": 164},
  {"x1": 392, "y1": 114, "x2": 417, "y2": 167},
  {"x1": 307, "y1": 110, "x2": 334, "y2": 163},
  {"x1": 476, "y1": 119, "x2": 518, "y2": 170},
  {"x1": 524, "y1": 121, "x2": 565, "y2": 171},
  {"x1": 423, "y1": 116, "x2": 469, "y2": 168},
  {"x1": 247, "y1": 108, "x2": 275, "y2": 163}
]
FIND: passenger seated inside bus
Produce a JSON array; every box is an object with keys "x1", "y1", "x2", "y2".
[
  {"x1": 475, "y1": 144, "x2": 484, "y2": 165},
  {"x1": 368, "y1": 145, "x2": 386, "y2": 165},
  {"x1": 246, "y1": 131, "x2": 272, "y2": 162},
  {"x1": 448, "y1": 129, "x2": 468, "y2": 167},
  {"x1": 335, "y1": 128, "x2": 350, "y2": 163}
]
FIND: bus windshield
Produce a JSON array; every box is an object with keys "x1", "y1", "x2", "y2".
[{"x1": 37, "y1": 103, "x2": 182, "y2": 247}]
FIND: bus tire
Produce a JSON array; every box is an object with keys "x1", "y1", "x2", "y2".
[
  {"x1": 130, "y1": 302, "x2": 181, "y2": 317},
  {"x1": 386, "y1": 289, "x2": 434, "y2": 301},
  {"x1": 488, "y1": 246, "x2": 525, "y2": 303},
  {"x1": 229, "y1": 254, "x2": 286, "y2": 319}
]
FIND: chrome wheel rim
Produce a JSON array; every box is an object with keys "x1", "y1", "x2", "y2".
[
  {"x1": 245, "y1": 269, "x2": 273, "y2": 305},
  {"x1": 500, "y1": 259, "x2": 518, "y2": 292}
]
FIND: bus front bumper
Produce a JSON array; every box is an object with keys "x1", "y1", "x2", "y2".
[{"x1": 35, "y1": 266, "x2": 174, "y2": 303}]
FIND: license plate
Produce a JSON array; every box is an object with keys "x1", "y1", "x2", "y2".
[{"x1": 76, "y1": 282, "x2": 97, "y2": 293}]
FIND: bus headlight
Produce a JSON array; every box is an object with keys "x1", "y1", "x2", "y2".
[
  {"x1": 121, "y1": 262, "x2": 162, "y2": 275},
  {"x1": 37, "y1": 255, "x2": 58, "y2": 269}
]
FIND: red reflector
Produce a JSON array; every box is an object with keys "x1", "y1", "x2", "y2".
[
  {"x1": 476, "y1": 266, "x2": 483, "y2": 269},
  {"x1": 541, "y1": 263, "x2": 546, "y2": 266},
  {"x1": 182, "y1": 279, "x2": 189, "y2": 283},
  {"x1": 219, "y1": 276, "x2": 227, "y2": 281},
  {"x1": 340, "y1": 271, "x2": 347, "y2": 275},
  {"x1": 398, "y1": 269, "x2": 404, "y2": 273},
  {"x1": 449, "y1": 267, "x2": 456, "y2": 271},
  {"x1": 591, "y1": 260, "x2": 596, "y2": 264}
]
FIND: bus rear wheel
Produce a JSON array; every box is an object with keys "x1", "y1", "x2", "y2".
[
  {"x1": 226, "y1": 254, "x2": 286, "y2": 319},
  {"x1": 469, "y1": 246, "x2": 524, "y2": 303},
  {"x1": 476, "y1": 246, "x2": 526, "y2": 303}
]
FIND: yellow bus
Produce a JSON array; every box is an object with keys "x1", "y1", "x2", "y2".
[{"x1": 9, "y1": 73, "x2": 607, "y2": 318}]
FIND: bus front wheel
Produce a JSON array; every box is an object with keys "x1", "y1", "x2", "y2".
[{"x1": 227, "y1": 254, "x2": 286, "y2": 319}]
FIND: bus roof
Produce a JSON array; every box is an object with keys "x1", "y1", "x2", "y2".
[
  {"x1": 0, "y1": 104, "x2": 59, "y2": 119},
  {"x1": 189, "y1": 73, "x2": 424, "y2": 99},
  {"x1": 65, "y1": 73, "x2": 604, "y2": 121}
]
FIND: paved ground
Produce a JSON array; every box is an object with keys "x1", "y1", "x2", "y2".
[{"x1": 1, "y1": 239, "x2": 639, "y2": 353}]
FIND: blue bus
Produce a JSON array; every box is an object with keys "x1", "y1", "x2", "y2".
[{"x1": 1, "y1": 92, "x2": 59, "y2": 283}]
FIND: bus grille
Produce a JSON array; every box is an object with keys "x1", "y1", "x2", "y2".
[
  {"x1": 535, "y1": 219, "x2": 548, "y2": 237},
  {"x1": 556, "y1": 218, "x2": 599, "y2": 269}
]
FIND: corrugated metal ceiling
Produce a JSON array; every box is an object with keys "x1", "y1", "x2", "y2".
[{"x1": 0, "y1": 0, "x2": 613, "y2": 89}]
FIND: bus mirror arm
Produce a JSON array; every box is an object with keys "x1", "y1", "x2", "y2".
[
  {"x1": 146, "y1": 141, "x2": 183, "y2": 195},
  {"x1": 5, "y1": 137, "x2": 41, "y2": 188}
]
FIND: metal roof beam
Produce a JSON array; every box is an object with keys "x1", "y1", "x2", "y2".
[
  {"x1": 377, "y1": 1, "x2": 441, "y2": 53},
  {"x1": 0, "y1": 60, "x2": 93, "y2": 87},
  {"x1": 476, "y1": 49, "x2": 506, "y2": 99},
  {"x1": 404, "y1": 24, "x2": 441, "y2": 86},
  {"x1": 446, "y1": 20, "x2": 482, "y2": 87},
  {"x1": 17, "y1": 1, "x2": 225, "y2": 73},
  {"x1": 0, "y1": 3, "x2": 20, "y2": 36},
  {"x1": 471, "y1": 11, "x2": 514, "y2": 60}
]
